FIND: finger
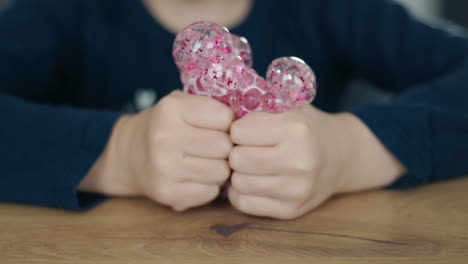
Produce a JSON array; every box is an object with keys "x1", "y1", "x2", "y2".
[
  {"x1": 183, "y1": 127, "x2": 232, "y2": 159},
  {"x1": 227, "y1": 187, "x2": 298, "y2": 220},
  {"x1": 230, "y1": 111, "x2": 284, "y2": 146},
  {"x1": 177, "y1": 92, "x2": 234, "y2": 131},
  {"x1": 231, "y1": 172, "x2": 313, "y2": 202},
  {"x1": 231, "y1": 172, "x2": 283, "y2": 199},
  {"x1": 229, "y1": 145, "x2": 282, "y2": 175},
  {"x1": 179, "y1": 156, "x2": 231, "y2": 185},
  {"x1": 183, "y1": 127, "x2": 233, "y2": 159},
  {"x1": 172, "y1": 183, "x2": 220, "y2": 211}
]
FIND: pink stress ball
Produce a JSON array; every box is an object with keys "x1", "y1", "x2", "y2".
[{"x1": 173, "y1": 21, "x2": 317, "y2": 119}]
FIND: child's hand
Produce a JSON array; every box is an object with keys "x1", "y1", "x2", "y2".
[
  {"x1": 80, "y1": 90, "x2": 234, "y2": 211},
  {"x1": 227, "y1": 104, "x2": 406, "y2": 219}
]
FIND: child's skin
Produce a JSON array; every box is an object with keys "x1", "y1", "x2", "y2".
[{"x1": 79, "y1": 0, "x2": 407, "y2": 219}]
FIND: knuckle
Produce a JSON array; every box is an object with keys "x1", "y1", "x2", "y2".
[
  {"x1": 216, "y1": 134, "x2": 233, "y2": 157},
  {"x1": 250, "y1": 151, "x2": 268, "y2": 168},
  {"x1": 292, "y1": 159, "x2": 316, "y2": 174},
  {"x1": 278, "y1": 206, "x2": 301, "y2": 220},
  {"x1": 212, "y1": 161, "x2": 231, "y2": 184},
  {"x1": 150, "y1": 132, "x2": 168, "y2": 151},
  {"x1": 158, "y1": 95, "x2": 176, "y2": 110},
  {"x1": 228, "y1": 148, "x2": 242, "y2": 171},
  {"x1": 152, "y1": 151, "x2": 172, "y2": 175},
  {"x1": 183, "y1": 186, "x2": 219, "y2": 211},
  {"x1": 230, "y1": 173, "x2": 244, "y2": 190},
  {"x1": 287, "y1": 181, "x2": 313, "y2": 201},
  {"x1": 157, "y1": 94, "x2": 183, "y2": 115},
  {"x1": 170, "y1": 90, "x2": 184, "y2": 96},
  {"x1": 171, "y1": 199, "x2": 192, "y2": 212},
  {"x1": 235, "y1": 194, "x2": 249, "y2": 212},
  {"x1": 172, "y1": 205, "x2": 189, "y2": 212},
  {"x1": 228, "y1": 187, "x2": 242, "y2": 208},
  {"x1": 203, "y1": 99, "x2": 233, "y2": 129},
  {"x1": 152, "y1": 180, "x2": 175, "y2": 204},
  {"x1": 151, "y1": 131, "x2": 180, "y2": 157},
  {"x1": 219, "y1": 161, "x2": 232, "y2": 180},
  {"x1": 173, "y1": 199, "x2": 195, "y2": 212},
  {"x1": 229, "y1": 121, "x2": 242, "y2": 144},
  {"x1": 205, "y1": 186, "x2": 221, "y2": 201},
  {"x1": 191, "y1": 185, "x2": 220, "y2": 206},
  {"x1": 171, "y1": 201, "x2": 191, "y2": 213},
  {"x1": 218, "y1": 107, "x2": 234, "y2": 129},
  {"x1": 289, "y1": 120, "x2": 311, "y2": 138}
]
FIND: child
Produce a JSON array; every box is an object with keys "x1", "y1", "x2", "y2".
[{"x1": 0, "y1": 0, "x2": 467, "y2": 219}]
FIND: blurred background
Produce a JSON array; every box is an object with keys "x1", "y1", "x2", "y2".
[
  {"x1": 342, "y1": 0, "x2": 468, "y2": 108},
  {"x1": 0, "y1": 0, "x2": 466, "y2": 27},
  {"x1": 1, "y1": 0, "x2": 466, "y2": 27}
]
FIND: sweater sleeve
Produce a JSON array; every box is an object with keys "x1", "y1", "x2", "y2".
[
  {"x1": 0, "y1": 0, "x2": 120, "y2": 209},
  {"x1": 311, "y1": 0, "x2": 468, "y2": 188}
]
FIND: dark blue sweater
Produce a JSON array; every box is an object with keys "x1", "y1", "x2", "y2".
[{"x1": 1, "y1": 0, "x2": 467, "y2": 210}]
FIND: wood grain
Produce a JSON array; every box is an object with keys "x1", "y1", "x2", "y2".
[{"x1": 1, "y1": 177, "x2": 468, "y2": 264}]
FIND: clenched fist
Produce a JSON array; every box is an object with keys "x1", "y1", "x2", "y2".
[
  {"x1": 79, "y1": 91, "x2": 234, "y2": 211},
  {"x1": 228, "y1": 105, "x2": 406, "y2": 219}
]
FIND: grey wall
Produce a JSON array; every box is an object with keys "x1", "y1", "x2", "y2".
[
  {"x1": 396, "y1": 0, "x2": 442, "y2": 19},
  {"x1": 444, "y1": 1, "x2": 468, "y2": 28},
  {"x1": 397, "y1": 0, "x2": 467, "y2": 28}
]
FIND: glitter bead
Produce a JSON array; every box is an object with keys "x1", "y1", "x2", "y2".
[
  {"x1": 231, "y1": 35, "x2": 253, "y2": 67},
  {"x1": 243, "y1": 88, "x2": 262, "y2": 111},
  {"x1": 240, "y1": 67, "x2": 256, "y2": 90},
  {"x1": 262, "y1": 93, "x2": 282, "y2": 112},
  {"x1": 266, "y1": 57, "x2": 317, "y2": 105},
  {"x1": 228, "y1": 90, "x2": 244, "y2": 110}
]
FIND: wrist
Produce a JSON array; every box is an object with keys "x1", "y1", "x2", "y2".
[
  {"x1": 78, "y1": 114, "x2": 142, "y2": 196},
  {"x1": 332, "y1": 113, "x2": 407, "y2": 194}
]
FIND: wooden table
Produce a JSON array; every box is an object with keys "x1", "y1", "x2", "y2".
[{"x1": 1, "y1": 177, "x2": 468, "y2": 264}]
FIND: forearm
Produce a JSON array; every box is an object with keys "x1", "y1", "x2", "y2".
[{"x1": 0, "y1": 93, "x2": 119, "y2": 209}]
